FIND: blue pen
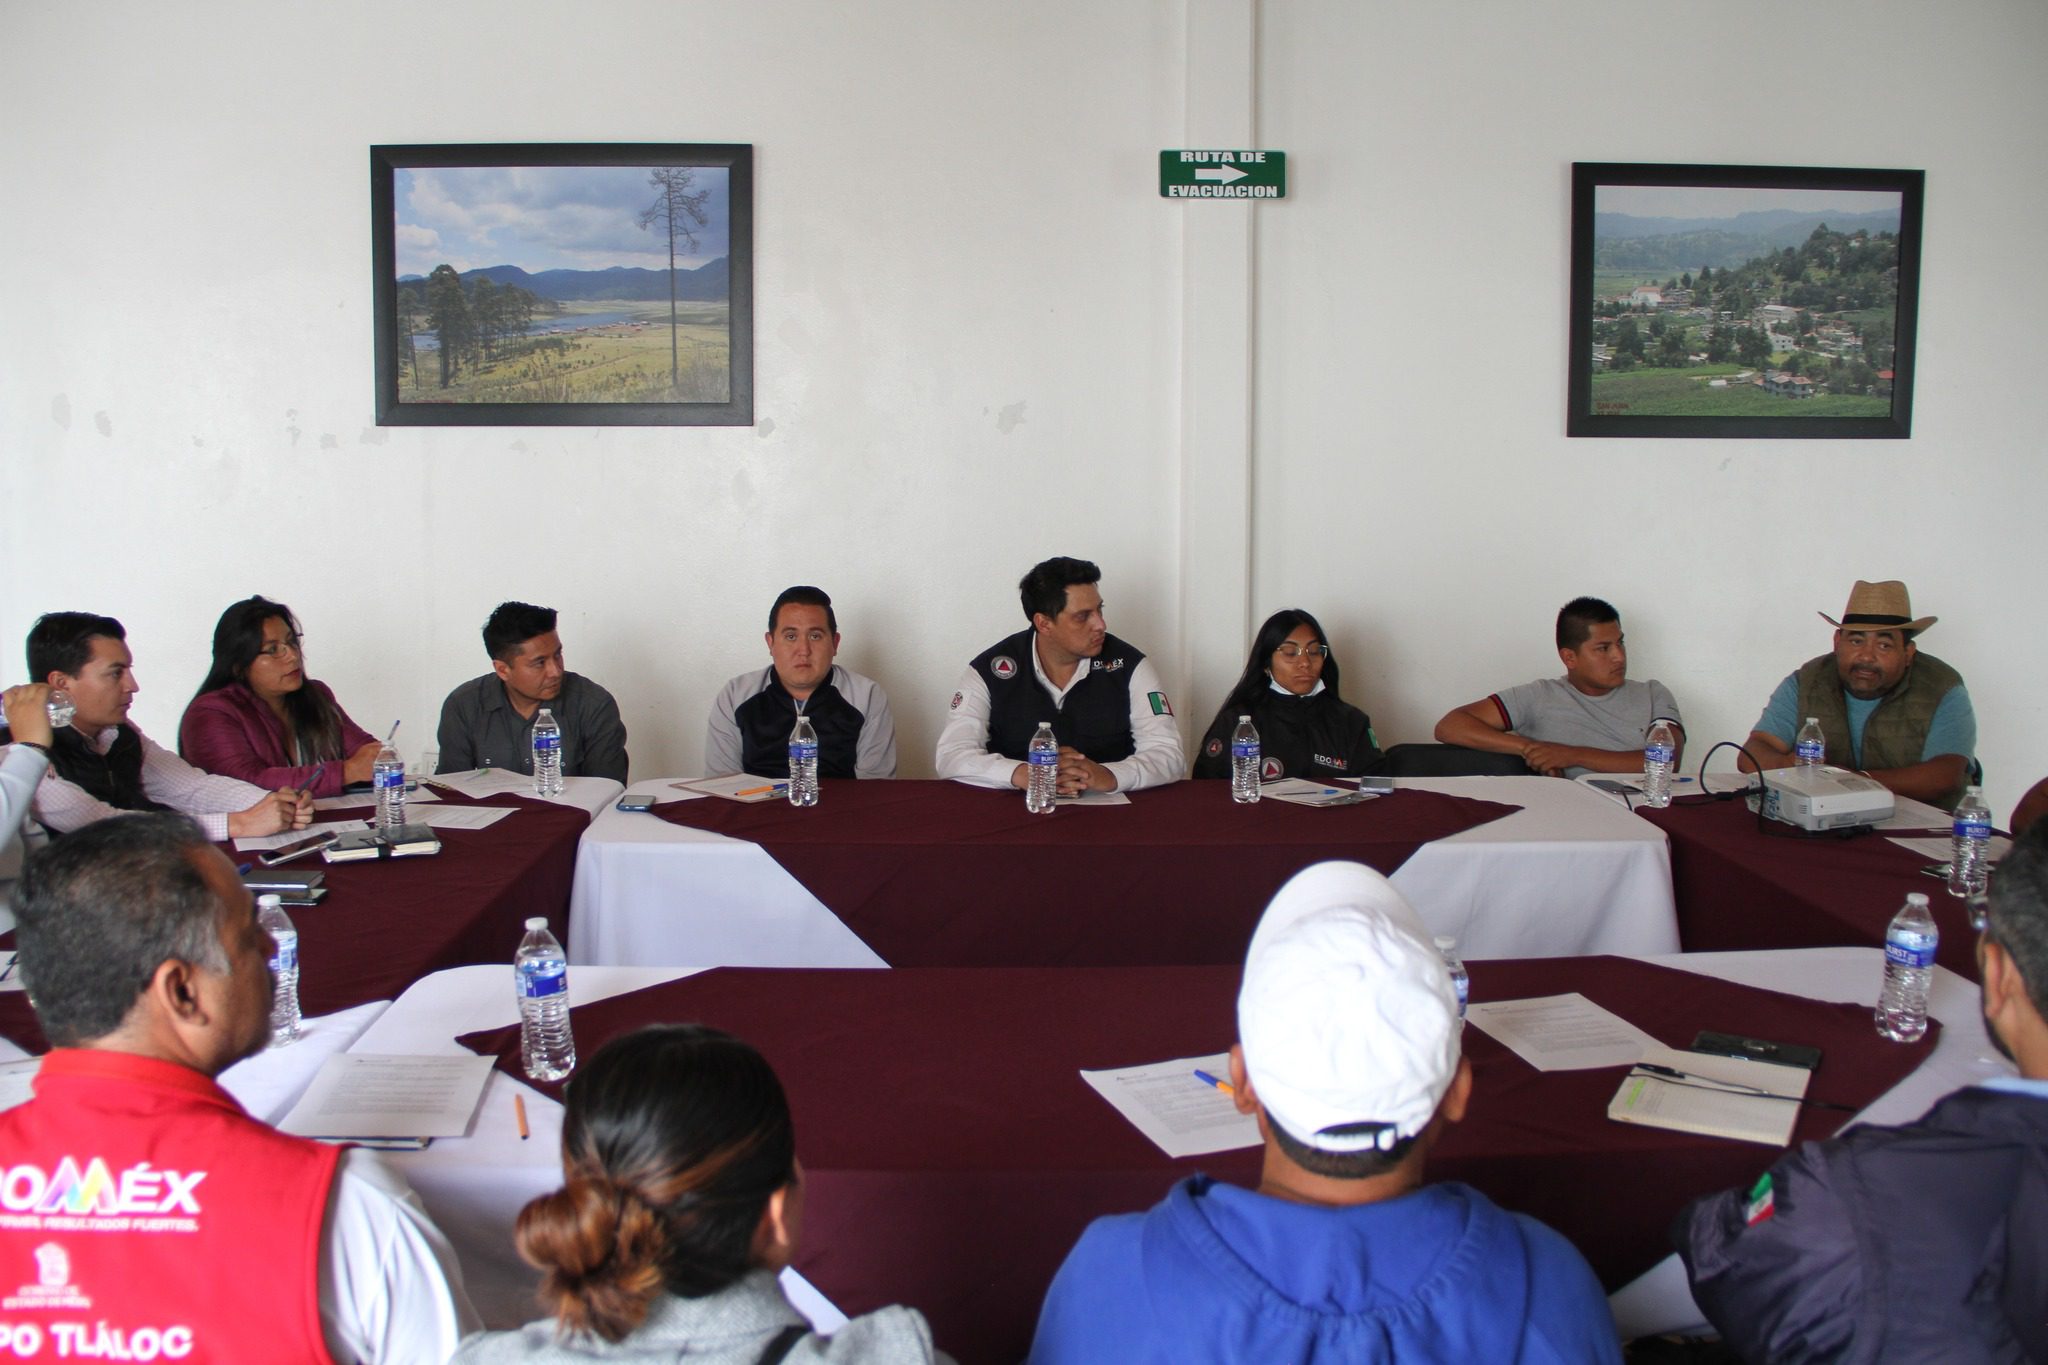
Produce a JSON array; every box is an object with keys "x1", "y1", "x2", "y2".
[
  {"x1": 299, "y1": 763, "x2": 325, "y2": 796},
  {"x1": 1192, "y1": 1068, "x2": 1236, "y2": 1097}
]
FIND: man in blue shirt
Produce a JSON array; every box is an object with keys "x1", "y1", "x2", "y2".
[
  {"x1": 1739, "y1": 579, "x2": 1974, "y2": 811},
  {"x1": 1025, "y1": 861, "x2": 1622, "y2": 1364},
  {"x1": 1677, "y1": 821, "x2": 2048, "y2": 1362}
]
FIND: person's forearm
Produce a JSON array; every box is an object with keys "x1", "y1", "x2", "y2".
[
  {"x1": 1434, "y1": 710, "x2": 1523, "y2": 755},
  {"x1": 1865, "y1": 755, "x2": 1968, "y2": 805},
  {"x1": 1738, "y1": 732, "x2": 1793, "y2": 772}
]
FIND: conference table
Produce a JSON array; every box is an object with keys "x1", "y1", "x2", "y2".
[
  {"x1": 1629, "y1": 781, "x2": 1986, "y2": 979},
  {"x1": 338, "y1": 945, "x2": 2003, "y2": 1364},
  {"x1": 568, "y1": 775, "x2": 1681, "y2": 969},
  {"x1": 0, "y1": 777, "x2": 616, "y2": 1056}
]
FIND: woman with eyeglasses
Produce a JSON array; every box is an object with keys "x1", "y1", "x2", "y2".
[
  {"x1": 453, "y1": 1024, "x2": 948, "y2": 1364},
  {"x1": 178, "y1": 596, "x2": 379, "y2": 798},
  {"x1": 1192, "y1": 608, "x2": 1382, "y2": 783}
]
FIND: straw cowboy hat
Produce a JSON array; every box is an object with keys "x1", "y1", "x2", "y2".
[{"x1": 1819, "y1": 580, "x2": 1936, "y2": 636}]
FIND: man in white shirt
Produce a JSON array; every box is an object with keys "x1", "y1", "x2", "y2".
[
  {"x1": 25, "y1": 612, "x2": 310, "y2": 841},
  {"x1": 936, "y1": 557, "x2": 1184, "y2": 794}
]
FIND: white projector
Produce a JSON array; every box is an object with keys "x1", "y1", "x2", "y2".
[{"x1": 1745, "y1": 765, "x2": 1895, "y2": 831}]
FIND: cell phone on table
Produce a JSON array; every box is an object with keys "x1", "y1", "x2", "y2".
[
  {"x1": 1691, "y1": 1030, "x2": 1822, "y2": 1071},
  {"x1": 258, "y1": 830, "x2": 341, "y2": 866},
  {"x1": 1587, "y1": 778, "x2": 1635, "y2": 795},
  {"x1": 616, "y1": 792, "x2": 656, "y2": 812}
]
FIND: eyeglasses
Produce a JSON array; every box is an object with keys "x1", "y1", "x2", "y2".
[
  {"x1": 257, "y1": 634, "x2": 304, "y2": 659},
  {"x1": 1275, "y1": 643, "x2": 1328, "y2": 659}
]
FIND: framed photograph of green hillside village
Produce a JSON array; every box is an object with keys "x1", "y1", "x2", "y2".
[
  {"x1": 1567, "y1": 163, "x2": 1922, "y2": 439},
  {"x1": 371, "y1": 143, "x2": 753, "y2": 426}
]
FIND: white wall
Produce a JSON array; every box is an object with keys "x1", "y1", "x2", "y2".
[{"x1": 2, "y1": 1, "x2": 2040, "y2": 819}]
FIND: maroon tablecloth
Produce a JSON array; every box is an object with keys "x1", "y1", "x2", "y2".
[
  {"x1": 651, "y1": 779, "x2": 1520, "y2": 967},
  {"x1": 0, "y1": 790, "x2": 586, "y2": 1054},
  {"x1": 459, "y1": 956, "x2": 1934, "y2": 1364},
  {"x1": 1639, "y1": 796, "x2": 1981, "y2": 980}
]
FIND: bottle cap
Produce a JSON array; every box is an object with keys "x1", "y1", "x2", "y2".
[
  {"x1": 1433, "y1": 935, "x2": 1456, "y2": 952},
  {"x1": 1905, "y1": 893, "x2": 1929, "y2": 907},
  {"x1": 258, "y1": 893, "x2": 282, "y2": 909},
  {"x1": 1238, "y1": 714, "x2": 1251, "y2": 723},
  {"x1": 525, "y1": 916, "x2": 548, "y2": 930}
]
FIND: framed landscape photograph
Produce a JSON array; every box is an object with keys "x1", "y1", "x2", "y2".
[
  {"x1": 372, "y1": 142, "x2": 753, "y2": 426},
  {"x1": 1567, "y1": 163, "x2": 1922, "y2": 439}
]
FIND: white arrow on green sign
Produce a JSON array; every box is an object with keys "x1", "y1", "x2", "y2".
[{"x1": 1159, "y1": 150, "x2": 1287, "y2": 199}]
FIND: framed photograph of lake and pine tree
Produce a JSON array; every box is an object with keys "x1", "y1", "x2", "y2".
[
  {"x1": 1567, "y1": 163, "x2": 1921, "y2": 439},
  {"x1": 372, "y1": 143, "x2": 753, "y2": 426}
]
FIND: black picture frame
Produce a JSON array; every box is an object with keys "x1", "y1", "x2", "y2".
[
  {"x1": 372, "y1": 142, "x2": 753, "y2": 427},
  {"x1": 1568, "y1": 162, "x2": 1922, "y2": 439}
]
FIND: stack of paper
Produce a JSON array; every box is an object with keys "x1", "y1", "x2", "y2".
[
  {"x1": 279, "y1": 1054, "x2": 496, "y2": 1147},
  {"x1": 1607, "y1": 1044, "x2": 1811, "y2": 1147}
]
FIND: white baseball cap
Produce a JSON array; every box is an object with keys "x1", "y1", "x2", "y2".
[{"x1": 1238, "y1": 861, "x2": 1462, "y2": 1154}]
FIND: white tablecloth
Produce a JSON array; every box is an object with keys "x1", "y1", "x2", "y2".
[
  {"x1": 567, "y1": 775, "x2": 1680, "y2": 968},
  {"x1": 350, "y1": 948, "x2": 2009, "y2": 1336}
]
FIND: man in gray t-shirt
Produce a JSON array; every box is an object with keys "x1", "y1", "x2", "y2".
[{"x1": 1433, "y1": 597, "x2": 1683, "y2": 779}]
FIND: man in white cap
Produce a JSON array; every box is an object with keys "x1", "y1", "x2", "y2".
[
  {"x1": 1738, "y1": 579, "x2": 1975, "y2": 811},
  {"x1": 1024, "y1": 861, "x2": 1621, "y2": 1363}
]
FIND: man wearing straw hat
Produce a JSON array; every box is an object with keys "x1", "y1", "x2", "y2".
[{"x1": 1740, "y1": 579, "x2": 1975, "y2": 811}]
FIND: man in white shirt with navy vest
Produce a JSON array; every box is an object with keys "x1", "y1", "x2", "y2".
[{"x1": 936, "y1": 557, "x2": 1184, "y2": 795}]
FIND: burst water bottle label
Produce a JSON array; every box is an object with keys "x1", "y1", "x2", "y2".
[
  {"x1": 1796, "y1": 739, "x2": 1825, "y2": 763},
  {"x1": 534, "y1": 733, "x2": 561, "y2": 752},
  {"x1": 1645, "y1": 744, "x2": 1674, "y2": 764},
  {"x1": 790, "y1": 740, "x2": 818, "y2": 762},
  {"x1": 1029, "y1": 748, "x2": 1057, "y2": 766},
  {"x1": 519, "y1": 963, "x2": 567, "y2": 998},
  {"x1": 1231, "y1": 741, "x2": 1259, "y2": 760},
  {"x1": 374, "y1": 767, "x2": 403, "y2": 789},
  {"x1": 270, "y1": 942, "x2": 297, "y2": 973},
  {"x1": 1884, "y1": 931, "x2": 1936, "y2": 969},
  {"x1": 1954, "y1": 815, "x2": 1990, "y2": 840}
]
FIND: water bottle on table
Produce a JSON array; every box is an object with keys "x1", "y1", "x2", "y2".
[
  {"x1": 1875, "y1": 892, "x2": 1937, "y2": 1042},
  {"x1": 1795, "y1": 716, "x2": 1825, "y2": 767},
  {"x1": 373, "y1": 740, "x2": 406, "y2": 836},
  {"x1": 788, "y1": 713, "x2": 819, "y2": 807},
  {"x1": 258, "y1": 893, "x2": 301, "y2": 1047},
  {"x1": 532, "y1": 707, "x2": 564, "y2": 797},
  {"x1": 1642, "y1": 719, "x2": 1677, "y2": 808},
  {"x1": 1026, "y1": 721, "x2": 1058, "y2": 814},
  {"x1": 1947, "y1": 784, "x2": 1991, "y2": 900},
  {"x1": 1434, "y1": 935, "x2": 1469, "y2": 1021},
  {"x1": 1230, "y1": 715, "x2": 1261, "y2": 804},
  {"x1": 516, "y1": 917, "x2": 576, "y2": 1082}
]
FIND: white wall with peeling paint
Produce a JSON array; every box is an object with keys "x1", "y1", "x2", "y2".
[{"x1": 1, "y1": 0, "x2": 2042, "y2": 822}]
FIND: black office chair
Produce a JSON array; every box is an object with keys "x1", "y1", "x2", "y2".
[{"x1": 1374, "y1": 744, "x2": 1531, "y2": 778}]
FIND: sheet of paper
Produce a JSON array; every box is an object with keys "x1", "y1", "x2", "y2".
[
  {"x1": 1056, "y1": 789, "x2": 1132, "y2": 807},
  {"x1": 231, "y1": 819, "x2": 367, "y2": 853},
  {"x1": 675, "y1": 773, "x2": 790, "y2": 803},
  {"x1": 1607, "y1": 1043, "x2": 1809, "y2": 1147},
  {"x1": 425, "y1": 767, "x2": 536, "y2": 797},
  {"x1": 1080, "y1": 1052, "x2": 1259, "y2": 1158},
  {"x1": 1262, "y1": 778, "x2": 1380, "y2": 808},
  {"x1": 407, "y1": 804, "x2": 515, "y2": 832},
  {"x1": 0, "y1": 953, "x2": 27, "y2": 995},
  {"x1": 0, "y1": 1058, "x2": 39, "y2": 1111},
  {"x1": 660, "y1": 783, "x2": 711, "y2": 802},
  {"x1": 1888, "y1": 834, "x2": 2013, "y2": 865},
  {"x1": 313, "y1": 787, "x2": 439, "y2": 812},
  {"x1": 279, "y1": 1053, "x2": 495, "y2": 1139},
  {"x1": 1465, "y1": 993, "x2": 1659, "y2": 1072}
]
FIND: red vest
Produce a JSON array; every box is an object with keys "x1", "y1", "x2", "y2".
[{"x1": 0, "y1": 1049, "x2": 341, "y2": 1364}]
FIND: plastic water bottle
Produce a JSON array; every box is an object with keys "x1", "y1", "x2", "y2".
[
  {"x1": 44, "y1": 688, "x2": 75, "y2": 730},
  {"x1": 373, "y1": 740, "x2": 406, "y2": 836},
  {"x1": 257, "y1": 894, "x2": 301, "y2": 1047},
  {"x1": 1875, "y1": 892, "x2": 1937, "y2": 1042},
  {"x1": 1434, "y1": 935, "x2": 1469, "y2": 1021},
  {"x1": 515, "y1": 917, "x2": 576, "y2": 1081},
  {"x1": 1795, "y1": 716, "x2": 1826, "y2": 767},
  {"x1": 788, "y1": 713, "x2": 819, "y2": 807},
  {"x1": 531, "y1": 707, "x2": 564, "y2": 797},
  {"x1": 1026, "y1": 721, "x2": 1058, "y2": 814},
  {"x1": 1642, "y1": 720, "x2": 1677, "y2": 808},
  {"x1": 1948, "y1": 785, "x2": 1991, "y2": 900},
  {"x1": 1230, "y1": 715, "x2": 1262, "y2": 804}
]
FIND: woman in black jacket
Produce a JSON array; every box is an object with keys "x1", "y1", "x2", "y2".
[{"x1": 1193, "y1": 608, "x2": 1381, "y2": 782}]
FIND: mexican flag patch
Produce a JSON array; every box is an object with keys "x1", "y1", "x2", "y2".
[
  {"x1": 1743, "y1": 1172, "x2": 1775, "y2": 1226},
  {"x1": 1148, "y1": 692, "x2": 1173, "y2": 716}
]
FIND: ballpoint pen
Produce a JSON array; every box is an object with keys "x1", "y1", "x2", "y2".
[{"x1": 1192, "y1": 1068, "x2": 1236, "y2": 1097}]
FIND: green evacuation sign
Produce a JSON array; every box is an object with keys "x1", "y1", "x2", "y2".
[{"x1": 1159, "y1": 150, "x2": 1286, "y2": 199}]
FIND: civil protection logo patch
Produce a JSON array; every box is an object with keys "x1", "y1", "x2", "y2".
[
  {"x1": 1204, "y1": 737, "x2": 1223, "y2": 757},
  {"x1": 991, "y1": 656, "x2": 1018, "y2": 680},
  {"x1": 1261, "y1": 757, "x2": 1285, "y2": 781}
]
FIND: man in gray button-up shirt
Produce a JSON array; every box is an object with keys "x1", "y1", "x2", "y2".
[{"x1": 435, "y1": 601, "x2": 628, "y2": 782}]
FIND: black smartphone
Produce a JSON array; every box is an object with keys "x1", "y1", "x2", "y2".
[
  {"x1": 616, "y1": 792, "x2": 656, "y2": 812},
  {"x1": 1691, "y1": 1030, "x2": 1822, "y2": 1071}
]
